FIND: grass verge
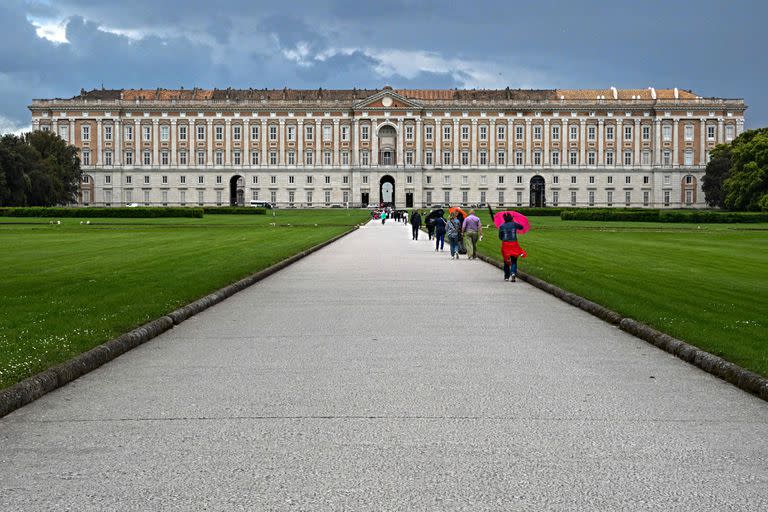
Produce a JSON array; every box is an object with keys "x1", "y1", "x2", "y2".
[
  {"x1": 0, "y1": 209, "x2": 370, "y2": 389},
  {"x1": 474, "y1": 215, "x2": 768, "y2": 377}
]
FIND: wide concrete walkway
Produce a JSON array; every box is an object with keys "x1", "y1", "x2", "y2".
[{"x1": 1, "y1": 220, "x2": 767, "y2": 511}]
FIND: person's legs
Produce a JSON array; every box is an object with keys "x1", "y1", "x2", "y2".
[
  {"x1": 438, "y1": 233, "x2": 445, "y2": 250},
  {"x1": 412, "y1": 226, "x2": 418, "y2": 240},
  {"x1": 510, "y1": 256, "x2": 518, "y2": 277},
  {"x1": 449, "y1": 237, "x2": 457, "y2": 257},
  {"x1": 465, "y1": 231, "x2": 477, "y2": 258},
  {"x1": 503, "y1": 260, "x2": 510, "y2": 280}
]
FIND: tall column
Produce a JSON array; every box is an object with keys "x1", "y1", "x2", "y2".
[
  {"x1": 371, "y1": 120, "x2": 379, "y2": 166},
  {"x1": 435, "y1": 118, "x2": 441, "y2": 166},
  {"x1": 525, "y1": 119, "x2": 532, "y2": 166},
  {"x1": 717, "y1": 118, "x2": 724, "y2": 143},
  {"x1": 452, "y1": 118, "x2": 459, "y2": 167},
  {"x1": 170, "y1": 119, "x2": 177, "y2": 166},
  {"x1": 543, "y1": 118, "x2": 550, "y2": 166},
  {"x1": 224, "y1": 119, "x2": 231, "y2": 166},
  {"x1": 207, "y1": 119, "x2": 214, "y2": 167},
  {"x1": 471, "y1": 119, "x2": 478, "y2": 166},
  {"x1": 634, "y1": 119, "x2": 641, "y2": 167},
  {"x1": 489, "y1": 119, "x2": 496, "y2": 165},
  {"x1": 52, "y1": 118, "x2": 58, "y2": 137},
  {"x1": 352, "y1": 118, "x2": 359, "y2": 166},
  {"x1": 616, "y1": 119, "x2": 623, "y2": 167},
  {"x1": 699, "y1": 119, "x2": 706, "y2": 166},
  {"x1": 333, "y1": 119, "x2": 340, "y2": 166},
  {"x1": 598, "y1": 119, "x2": 604, "y2": 166},
  {"x1": 315, "y1": 119, "x2": 321, "y2": 167},
  {"x1": 507, "y1": 119, "x2": 514, "y2": 166},
  {"x1": 114, "y1": 119, "x2": 122, "y2": 165},
  {"x1": 672, "y1": 119, "x2": 679, "y2": 168},
  {"x1": 736, "y1": 118, "x2": 744, "y2": 136},
  {"x1": 278, "y1": 119, "x2": 285, "y2": 166},
  {"x1": 152, "y1": 119, "x2": 159, "y2": 167},
  {"x1": 135, "y1": 119, "x2": 141, "y2": 165},
  {"x1": 579, "y1": 120, "x2": 585, "y2": 166},
  {"x1": 260, "y1": 118, "x2": 267, "y2": 167},
  {"x1": 297, "y1": 119, "x2": 304, "y2": 165},
  {"x1": 96, "y1": 118, "x2": 103, "y2": 166},
  {"x1": 243, "y1": 119, "x2": 250, "y2": 167},
  {"x1": 654, "y1": 118, "x2": 661, "y2": 166},
  {"x1": 415, "y1": 118, "x2": 422, "y2": 166},
  {"x1": 396, "y1": 118, "x2": 404, "y2": 167}
]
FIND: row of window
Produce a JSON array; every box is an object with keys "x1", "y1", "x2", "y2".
[
  {"x1": 82, "y1": 147, "x2": 705, "y2": 167},
  {"x1": 69, "y1": 122, "x2": 737, "y2": 144},
  {"x1": 93, "y1": 172, "x2": 694, "y2": 189}
]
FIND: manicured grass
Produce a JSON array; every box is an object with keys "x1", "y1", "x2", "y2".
[
  {"x1": 474, "y1": 214, "x2": 768, "y2": 376},
  {"x1": 0, "y1": 210, "x2": 370, "y2": 390}
]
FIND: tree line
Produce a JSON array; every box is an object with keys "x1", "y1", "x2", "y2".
[
  {"x1": 0, "y1": 131, "x2": 82, "y2": 207},
  {"x1": 703, "y1": 127, "x2": 768, "y2": 211}
]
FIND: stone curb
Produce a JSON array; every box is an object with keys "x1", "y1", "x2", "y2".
[
  {"x1": 0, "y1": 226, "x2": 360, "y2": 419},
  {"x1": 477, "y1": 253, "x2": 768, "y2": 402}
]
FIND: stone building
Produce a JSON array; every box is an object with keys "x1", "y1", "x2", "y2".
[{"x1": 28, "y1": 86, "x2": 746, "y2": 208}]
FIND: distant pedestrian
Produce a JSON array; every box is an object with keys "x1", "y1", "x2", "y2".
[
  {"x1": 381, "y1": 211, "x2": 387, "y2": 224},
  {"x1": 461, "y1": 209, "x2": 483, "y2": 260},
  {"x1": 446, "y1": 211, "x2": 461, "y2": 259},
  {"x1": 426, "y1": 217, "x2": 435, "y2": 240},
  {"x1": 498, "y1": 213, "x2": 526, "y2": 282},
  {"x1": 403, "y1": 211, "x2": 408, "y2": 225},
  {"x1": 410, "y1": 210, "x2": 422, "y2": 240},
  {"x1": 433, "y1": 214, "x2": 447, "y2": 251}
]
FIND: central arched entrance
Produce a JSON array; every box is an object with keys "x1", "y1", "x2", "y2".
[
  {"x1": 378, "y1": 125, "x2": 397, "y2": 166},
  {"x1": 530, "y1": 175, "x2": 545, "y2": 207},
  {"x1": 230, "y1": 175, "x2": 245, "y2": 206},
  {"x1": 380, "y1": 175, "x2": 395, "y2": 207}
]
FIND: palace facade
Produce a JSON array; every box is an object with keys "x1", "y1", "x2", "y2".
[{"x1": 29, "y1": 86, "x2": 746, "y2": 209}]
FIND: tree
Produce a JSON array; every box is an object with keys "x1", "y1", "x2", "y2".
[
  {"x1": 722, "y1": 128, "x2": 768, "y2": 211},
  {"x1": 702, "y1": 144, "x2": 731, "y2": 208},
  {"x1": 0, "y1": 131, "x2": 81, "y2": 206}
]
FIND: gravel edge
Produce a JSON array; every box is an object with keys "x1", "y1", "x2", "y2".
[{"x1": 0, "y1": 226, "x2": 360, "y2": 418}]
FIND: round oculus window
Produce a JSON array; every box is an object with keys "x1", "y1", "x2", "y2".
[{"x1": 381, "y1": 96, "x2": 393, "y2": 107}]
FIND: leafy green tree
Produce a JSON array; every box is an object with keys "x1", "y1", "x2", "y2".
[
  {"x1": 0, "y1": 131, "x2": 81, "y2": 206},
  {"x1": 723, "y1": 128, "x2": 768, "y2": 211},
  {"x1": 702, "y1": 144, "x2": 731, "y2": 208}
]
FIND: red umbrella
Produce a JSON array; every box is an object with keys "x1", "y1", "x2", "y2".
[
  {"x1": 449, "y1": 206, "x2": 467, "y2": 218},
  {"x1": 493, "y1": 210, "x2": 530, "y2": 234}
]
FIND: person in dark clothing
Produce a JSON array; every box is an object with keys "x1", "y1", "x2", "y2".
[
  {"x1": 498, "y1": 213, "x2": 526, "y2": 282},
  {"x1": 433, "y1": 215, "x2": 447, "y2": 251},
  {"x1": 410, "y1": 210, "x2": 422, "y2": 240},
  {"x1": 426, "y1": 217, "x2": 435, "y2": 240}
]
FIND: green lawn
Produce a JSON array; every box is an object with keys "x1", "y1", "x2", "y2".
[
  {"x1": 0, "y1": 209, "x2": 370, "y2": 390},
  {"x1": 474, "y1": 214, "x2": 768, "y2": 376}
]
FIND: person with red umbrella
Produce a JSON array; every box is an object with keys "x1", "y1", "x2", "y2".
[{"x1": 496, "y1": 212, "x2": 528, "y2": 282}]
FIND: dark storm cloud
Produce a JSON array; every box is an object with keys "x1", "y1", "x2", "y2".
[{"x1": 2, "y1": 0, "x2": 767, "y2": 132}]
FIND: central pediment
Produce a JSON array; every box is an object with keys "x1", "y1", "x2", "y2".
[{"x1": 354, "y1": 88, "x2": 422, "y2": 110}]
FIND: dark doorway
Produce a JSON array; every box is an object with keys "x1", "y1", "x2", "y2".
[
  {"x1": 405, "y1": 192, "x2": 414, "y2": 208},
  {"x1": 380, "y1": 175, "x2": 395, "y2": 206},
  {"x1": 530, "y1": 175, "x2": 545, "y2": 207},
  {"x1": 230, "y1": 175, "x2": 245, "y2": 206},
  {"x1": 361, "y1": 192, "x2": 370, "y2": 207}
]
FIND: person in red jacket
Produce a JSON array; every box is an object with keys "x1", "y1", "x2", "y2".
[{"x1": 498, "y1": 213, "x2": 526, "y2": 281}]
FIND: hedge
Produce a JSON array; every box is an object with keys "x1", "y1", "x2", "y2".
[
  {"x1": 0, "y1": 207, "x2": 203, "y2": 218},
  {"x1": 202, "y1": 207, "x2": 266, "y2": 215},
  {"x1": 560, "y1": 209, "x2": 768, "y2": 223},
  {"x1": 499, "y1": 207, "x2": 563, "y2": 217}
]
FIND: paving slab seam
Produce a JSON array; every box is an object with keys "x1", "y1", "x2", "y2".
[
  {"x1": 477, "y1": 252, "x2": 768, "y2": 402},
  {"x1": 0, "y1": 225, "x2": 360, "y2": 419}
]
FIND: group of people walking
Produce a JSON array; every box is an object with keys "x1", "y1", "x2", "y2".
[{"x1": 406, "y1": 208, "x2": 526, "y2": 282}]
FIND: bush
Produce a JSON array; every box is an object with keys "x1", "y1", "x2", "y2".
[
  {"x1": 560, "y1": 209, "x2": 768, "y2": 223},
  {"x1": 0, "y1": 207, "x2": 203, "y2": 218},
  {"x1": 504, "y1": 207, "x2": 563, "y2": 217},
  {"x1": 202, "y1": 207, "x2": 266, "y2": 215}
]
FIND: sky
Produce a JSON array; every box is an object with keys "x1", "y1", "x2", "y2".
[{"x1": 2, "y1": 0, "x2": 767, "y2": 134}]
